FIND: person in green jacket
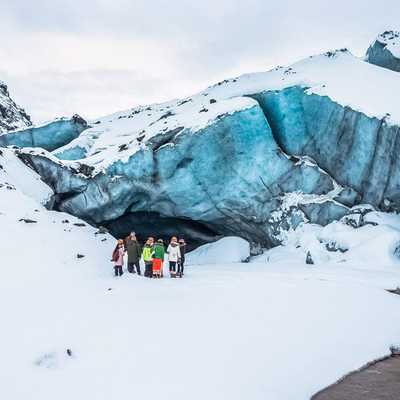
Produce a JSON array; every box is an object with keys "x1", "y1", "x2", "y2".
[
  {"x1": 143, "y1": 239, "x2": 154, "y2": 278},
  {"x1": 126, "y1": 235, "x2": 142, "y2": 275},
  {"x1": 152, "y1": 239, "x2": 165, "y2": 278}
]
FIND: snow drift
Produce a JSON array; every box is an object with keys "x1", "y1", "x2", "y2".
[
  {"x1": 252, "y1": 206, "x2": 400, "y2": 272},
  {"x1": 186, "y1": 237, "x2": 250, "y2": 265}
]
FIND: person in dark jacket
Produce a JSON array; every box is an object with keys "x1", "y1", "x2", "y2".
[
  {"x1": 126, "y1": 235, "x2": 142, "y2": 275},
  {"x1": 124, "y1": 231, "x2": 136, "y2": 249},
  {"x1": 178, "y1": 239, "x2": 186, "y2": 277}
]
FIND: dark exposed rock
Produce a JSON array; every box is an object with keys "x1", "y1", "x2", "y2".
[
  {"x1": 97, "y1": 226, "x2": 108, "y2": 234},
  {"x1": 0, "y1": 81, "x2": 31, "y2": 134},
  {"x1": 70, "y1": 164, "x2": 95, "y2": 177},
  {"x1": 19, "y1": 218, "x2": 37, "y2": 223}
]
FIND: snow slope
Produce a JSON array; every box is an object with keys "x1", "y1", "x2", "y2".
[{"x1": 0, "y1": 149, "x2": 115, "y2": 282}]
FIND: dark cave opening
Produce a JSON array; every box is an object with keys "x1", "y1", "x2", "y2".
[{"x1": 101, "y1": 211, "x2": 221, "y2": 252}]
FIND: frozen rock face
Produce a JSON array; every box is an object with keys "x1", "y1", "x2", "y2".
[
  {"x1": 0, "y1": 80, "x2": 31, "y2": 134},
  {"x1": 250, "y1": 86, "x2": 400, "y2": 210},
  {"x1": 0, "y1": 115, "x2": 87, "y2": 152},
  {"x1": 366, "y1": 31, "x2": 400, "y2": 72}
]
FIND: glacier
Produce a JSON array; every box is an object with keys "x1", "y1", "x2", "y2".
[
  {"x1": 22, "y1": 101, "x2": 343, "y2": 247},
  {"x1": 0, "y1": 114, "x2": 88, "y2": 152},
  {"x1": 2, "y1": 35, "x2": 400, "y2": 248}
]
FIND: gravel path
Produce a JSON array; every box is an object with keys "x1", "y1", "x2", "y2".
[{"x1": 312, "y1": 355, "x2": 400, "y2": 400}]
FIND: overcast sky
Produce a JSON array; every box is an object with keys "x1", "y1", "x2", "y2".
[{"x1": 0, "y1": 0, "x2": 399, "y2": 123}]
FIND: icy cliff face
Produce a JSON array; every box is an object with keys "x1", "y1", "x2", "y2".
[
  {"x1": 0, "y1": 115, "x2": 88, "y2": 152},
  {"x1": 0, "y1": 80, "x2": 31, "y2": 134},
  {"x1": 366, "y1": 31, "x2": 400, "y2": 72},
  {"x1": 3, "y1": 47, "x2": 400, "y2": 246},
  {"x1": 22, "y1": 101, "x2": 345, "y2": 247}
]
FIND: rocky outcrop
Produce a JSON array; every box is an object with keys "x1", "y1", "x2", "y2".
[
  {"x1": 0, "y1": 80, "x2": 31, "y2": 134},
  {"x1": 365, "y1": 31, "x2": 400, "y2": 72}
]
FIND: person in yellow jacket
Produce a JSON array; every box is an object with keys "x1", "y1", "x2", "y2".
[{"x1": 142, "y1": 239, "x2": 154, "y2": 278}]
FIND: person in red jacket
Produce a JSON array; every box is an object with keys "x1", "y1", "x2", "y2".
[{"x1": 111, "y1": 239, "x2": 125, "y2": 276}]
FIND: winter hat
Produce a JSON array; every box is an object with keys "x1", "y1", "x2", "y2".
[
  {"x1": 172, "y1": 237, "x2": 177, "y2": 242},
  {"x1": 118, "y1": 239, "x2": 124, "y2": 244}
]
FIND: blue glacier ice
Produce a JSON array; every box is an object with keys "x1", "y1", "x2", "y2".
[
  {"x1": 53, "y1": 145, "x2": 87, "y2": 161},
  {"x1": 0, "y1": 115, "x2": 87, "y2": 152},
  {"x1": 249, "y1": 87, "x2": 400, "y2": 209},
  {"x1": 22, "y1": 103, "x2": 347, "y2": 247}
]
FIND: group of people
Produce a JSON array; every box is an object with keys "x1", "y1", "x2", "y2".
[{"x1": 111, "y1": 232, "x2": 187, "y2": 278}]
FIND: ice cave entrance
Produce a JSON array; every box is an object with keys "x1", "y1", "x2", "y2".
[{"x1": 101, "y1": 212, "x2": 221, "y2": 251}]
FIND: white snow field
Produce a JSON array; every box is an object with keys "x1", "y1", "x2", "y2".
[{"x1": 1, "y1": 150, "x2": 400, "y2": 400}]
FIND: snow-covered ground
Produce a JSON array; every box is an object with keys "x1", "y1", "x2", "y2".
[
  {"x1": 1, "y1": 253, "x2": 400, "y2": 400},
  {"x1": 1, "y1": 149, "x2": 400, "y2": 400}
]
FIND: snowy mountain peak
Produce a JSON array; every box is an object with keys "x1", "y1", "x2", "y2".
[
  {"x1": 0, "y1": 79, "x2": 32, "y2": 134},
  {"x1": 376, "y1": 30, "x2": 400, "y2": 45},
  {"x1": 366, "y1": 30, "x2": 400, "y2": 72}
]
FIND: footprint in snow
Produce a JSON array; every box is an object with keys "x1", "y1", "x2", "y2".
[{"x1": 34, "y1": 348, "x2": 74, "y2": 370}]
